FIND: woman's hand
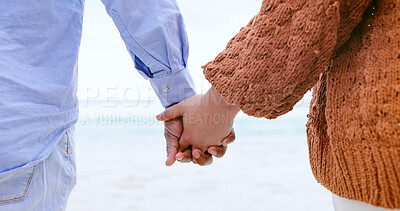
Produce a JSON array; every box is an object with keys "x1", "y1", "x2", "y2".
[{"x1": 158, "y1": 88, "x2": 240, "y2": 165}]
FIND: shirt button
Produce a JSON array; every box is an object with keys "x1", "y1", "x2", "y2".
[{"x1": 162, "y1": 86, "x2": 170, "y2": 93}]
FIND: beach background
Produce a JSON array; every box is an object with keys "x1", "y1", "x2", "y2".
[{"x1": 67, "y1": 0, "x2": 334, "y2": 210}]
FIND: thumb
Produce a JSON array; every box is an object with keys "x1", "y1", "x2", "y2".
[
  {"x1": 156, "y1": 104, "x2": 184, "y2": 121},
  {"x1": 178, "y1": 135, "x2": 191, "y2": 152},
  {"x1": 222, "y1": 128, "x2": 236, "y2": 146}
]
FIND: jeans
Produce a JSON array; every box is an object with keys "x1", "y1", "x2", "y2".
[{"x1": 0, "y1": 127, "x2": 76, "y2": 211}]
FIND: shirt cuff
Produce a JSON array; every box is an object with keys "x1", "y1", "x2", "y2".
[{"x1": 149, "y1": 67, "x2": 197, "y2": 107}]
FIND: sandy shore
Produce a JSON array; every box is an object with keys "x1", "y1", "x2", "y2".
[{"x1": 67, "y1": 129, "x2": 334, "y2": 211}]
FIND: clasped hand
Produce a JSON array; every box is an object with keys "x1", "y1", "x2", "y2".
[{"x1": 157, "y1": 88, "x2": 240, "y2": 166}]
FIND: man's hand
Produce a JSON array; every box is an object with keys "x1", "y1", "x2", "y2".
[
  {"x1": 159, "y1": 88, "x2": 240, "y2": 165},
  {"x1": 164, "y1": 116, "x2": 184, "y2": 166}
]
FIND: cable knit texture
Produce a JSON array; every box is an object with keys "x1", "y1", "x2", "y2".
[{"x1": 203, "y1": 0, "x2": 400, "y2": 209}]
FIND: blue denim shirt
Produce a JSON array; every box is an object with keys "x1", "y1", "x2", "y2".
[{"x1": 0, "y1": 0, "x2": 196, "y2": 173}]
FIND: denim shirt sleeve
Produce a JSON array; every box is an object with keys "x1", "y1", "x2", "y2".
[{"x1": 100, "y1": 0, "x2": 196, "y2": 107}]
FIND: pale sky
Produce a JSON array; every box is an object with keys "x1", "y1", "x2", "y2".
[{"x1": 77, "y1": 0, "x2": 261, "y2": 101}]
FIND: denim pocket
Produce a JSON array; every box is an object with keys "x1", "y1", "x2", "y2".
[{"x1": 0, "y1": 165, "x2": 36, "y2": 205}]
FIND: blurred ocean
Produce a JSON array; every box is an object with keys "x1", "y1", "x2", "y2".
[
  {"x1": 67, "y1": 99, "x2": 335, "y2": 211},
  {"x1": 70, "y1": 1, "x2": 335, "y2": 210}
]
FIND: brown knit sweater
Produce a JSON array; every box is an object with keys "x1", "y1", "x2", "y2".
[{"x1": 203, "y1": 0, "x2": 400, "y2": 209}]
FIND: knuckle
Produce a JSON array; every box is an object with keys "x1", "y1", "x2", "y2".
[
  {"x1": 198, "y1": 158, "x2": 213, "y2": 166},
  {"x1": 201, "y1": 160, "x2": 213, "y2": 166},
  {"x1": 215, "y1": 154, "x2": 224, "y2": 158}
]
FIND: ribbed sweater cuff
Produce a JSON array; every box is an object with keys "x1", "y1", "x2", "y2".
[{"x1": 311, "y1": 145, "x2": 400, "y2": 209}]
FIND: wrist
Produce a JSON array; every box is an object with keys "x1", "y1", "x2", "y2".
[
  {"x1": 207, "y1": 87, "x2": 240, "y2": 119},
  {"x1": 165, "y1": 102, "x2": 179, "y2": 109}
]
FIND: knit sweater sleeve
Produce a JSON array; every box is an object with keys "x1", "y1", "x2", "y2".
[{"x1": 203, "y1": 0, "x2": 370, "y2": 118}]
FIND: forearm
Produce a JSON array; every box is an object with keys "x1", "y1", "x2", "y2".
[
  {"x1": 204, "y1": 0, "x2": 372, "y2": 119},
  {"x1": 203, "y1": 0, "x2": 341, "y2": 119},
  {"x1": 100, "y1": 0, "x2": 195, "y2": 107}
]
